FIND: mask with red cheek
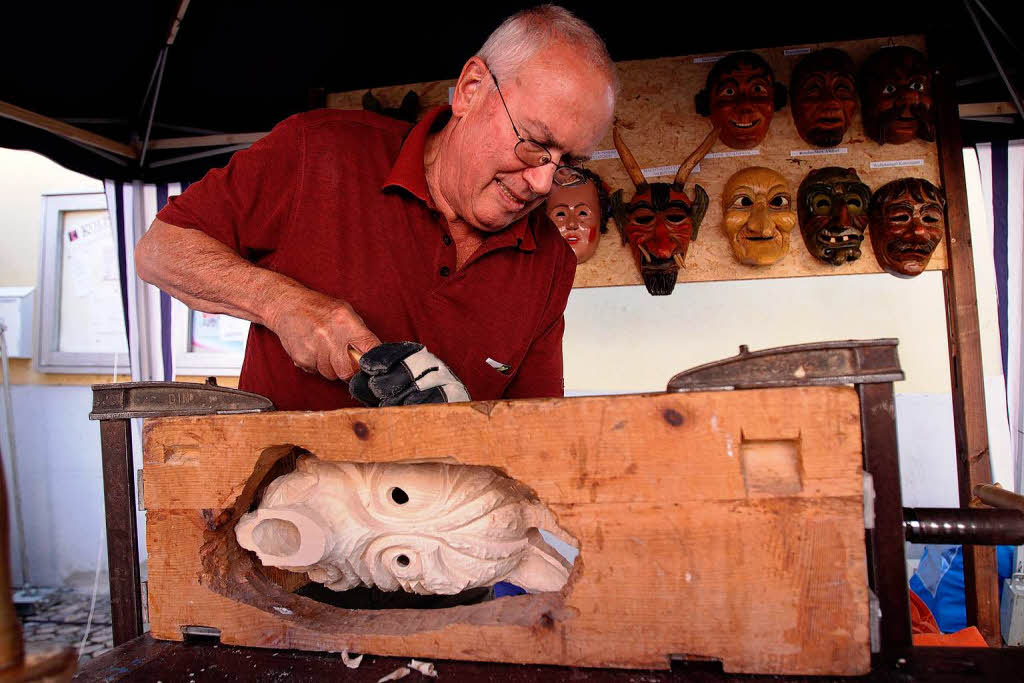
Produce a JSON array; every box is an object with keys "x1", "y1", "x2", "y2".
[
  {"x1": 545, "y1": 180, "x2": 603, "y2": 264},
  {"x1": 859, "y1": 46, "x2": 935, "y2": 145},
  {"x1": 797, "y1": 167, "x2": 872, "y2": 266},
  {"x1": 610, "y1": 126, "x2": 718, "y2": 295},
  {"x1": 869, "y1": 178, "x2": 945, "y2": 278},
  {"x1": 695, "y1": 51, "x2": 787, "y2": 150}
]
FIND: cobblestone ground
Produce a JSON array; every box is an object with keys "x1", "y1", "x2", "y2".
[{"x1": 18, "y1": 588, "x2": 114, "y2": 664}]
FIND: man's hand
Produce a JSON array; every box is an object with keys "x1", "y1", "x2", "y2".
[
  {"x1": 349, "y1": 342, "x2": 471, "y2": 407},
  {"x1": 267, "y1": 289, "x2": 381, "y2": 381}
]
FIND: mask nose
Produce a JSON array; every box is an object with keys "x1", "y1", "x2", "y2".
[
  {"x1": 748, "y1": 202, "x2": 771, "y2": 236},
  {"x1": 646, "y1": 220, "x2": 679, "y2": 260},
  {"x1": 834, "y1": 200, "x2": 851, "y2": 226}
]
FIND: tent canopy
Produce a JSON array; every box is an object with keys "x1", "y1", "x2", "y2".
[{"x1": 1, "y1": 1, "x2": 1020, "y2": 182}]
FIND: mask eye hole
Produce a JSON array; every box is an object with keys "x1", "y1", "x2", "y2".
[
  {"x1": 631, "y1": 210, "x2": 655, "y2": 226},
  {"x1": 811, "y1": 193, "x2": 832, "y2": 215},
  {"x1": 769, "y1": 194, "x2": 790, "y2": 209},
  {"x1": 909, "y1": 80, "x2": 925, "y2": 92},
  {"x1": 718, "y1": 86, "x2": 736, "y2": 97},
  {"x1": 577, "y1": 208, "x2": 590, "y2": 218},
  {"x1": 846, "y1": 195, "x2": 865, "y2": 214},
  {"x1": 881, "y1": 84, "x2": 897, "y2": 95},
  {"x1": 730, "y1": 195, "x2": 754, "y2": 209},
  {"x1": 922, "y1": 213, "x2": 941, "y2": 224},
  {"x1": 751, "y1": 84, "x2": 768, "y2": 97},
  {"x1": 666, "y1": 213, "x2": 688, "y2": 224},
  {"x1": 552, "y1": 209, "x2": 567, "y2": 218},
  {"x1": 389, "y1": 487, "x2": 409, "y2": 505}
]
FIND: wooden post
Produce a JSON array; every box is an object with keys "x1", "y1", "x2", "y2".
[{"x1": 928, "y1": 27, "x2": 1002, "y2": 646}]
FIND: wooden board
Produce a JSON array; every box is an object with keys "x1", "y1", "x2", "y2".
[
  {"x1": 142, "y1": 388, "x2": 869, "y2": 675},
  {"x1": 327, "y1": 34, "x2": 944, "y2": 289}
]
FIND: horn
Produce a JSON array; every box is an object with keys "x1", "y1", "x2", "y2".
[
  {"x1": 673, "y1": 126, "x2": 719, "y2": 187},
  {"x1": 612, "y1": 127, "x2": 647, "y2": 189}
]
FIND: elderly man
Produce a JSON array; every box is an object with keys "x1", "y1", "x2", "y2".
[{"x1": 135, "y1": 6, "x2": 616, "y2": 410}]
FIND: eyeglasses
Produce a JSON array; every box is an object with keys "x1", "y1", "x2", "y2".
[{"x1": 489, "y1": 71, "x2": 585, "y2": 187}]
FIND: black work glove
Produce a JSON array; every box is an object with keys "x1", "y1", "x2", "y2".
[{"x1": 349, "y1": 342, "x2": 471, "y2": 407}]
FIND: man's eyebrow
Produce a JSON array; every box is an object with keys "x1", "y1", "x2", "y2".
[{"x1": 525, "y1": 118, "x2": 578, "y2": 158}]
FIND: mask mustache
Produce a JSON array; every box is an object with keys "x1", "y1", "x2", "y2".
[
  {"x1": 877, "y1": 103, "x2": 935, "y2": 142},
  {"x1": 887, "y1": 237, "x2": 939, "y2": 257}
]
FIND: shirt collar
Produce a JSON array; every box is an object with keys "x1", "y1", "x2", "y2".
[{"x1": 382, "y1": 104, "x2": 536, "y2": 253}]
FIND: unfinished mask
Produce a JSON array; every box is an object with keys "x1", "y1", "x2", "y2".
[
  {"x1": 610, "y1": 126, "x2": 718, "y2": 295},
  {"x1": 790, "y1": 48, "x2": 858, "y2": 148},
  {"x1": 797, "y1": 167, "x2": 871, "y2": 266},
  {"x1": 235, "y1": 456, "x2": 572, "y2": 595},
  {"x1": 695, "y1": 51, "x2": 787, "y2": 150},
  {"x1": 545, "y1": 169, "x2": 610, "y2": 264},
  {"x1": 722, "y1": 167, "x2": 796, "y2": 266},
  {"x1": 860, "y1": 46, "x2": 934, "y2": 145},
  {"x1": 869, "y1": 178, "x2": 945, "y2": 278}
]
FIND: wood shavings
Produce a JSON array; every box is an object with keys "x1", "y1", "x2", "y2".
[
  {"x1": 409, "y1": 659, "x2": 438, "y2": 677},
  {"x1": 341, "y1": 650, "x2": 363, "y2": 668},
  {"x1": 377, "y1": 667, "x2": 410, "y2": 682}
]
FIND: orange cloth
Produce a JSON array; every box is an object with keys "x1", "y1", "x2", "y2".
[{"x1": 909, "y1": 589, "x2": 989, "y2": 647}]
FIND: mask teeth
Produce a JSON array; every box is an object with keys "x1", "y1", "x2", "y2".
[
  {"x1": 636, "y1": 243, "x2": 652, "y2": 263},
  {"x1": 673, "y1": 253, "x2": 686, "y2": 269}
]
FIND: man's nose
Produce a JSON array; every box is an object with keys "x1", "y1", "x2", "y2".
[{"x1": 523, "y1": 164, "x2": 556, "y2": 197}]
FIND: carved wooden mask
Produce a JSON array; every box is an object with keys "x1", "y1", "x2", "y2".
[
  {"x1": 790, "y1": 48, "x2": 858, "y2": 148},
  {"x1": 610, "y1": 127, "x2": 718, "y2": 295},
  {"x1": 722, "y1": 167, "x2": 796, "y2": 266},
  {"x1": 797, "y1": 167, "x2": 871, "y2": 266},
  {"x1": 235, "y1": 457, "x2": 572, "y2": 595},
  {"x1": 545, "y1": 169, "x2": 609, "y2": 264},
  {"x1": 859, "y1": 47, "x2": 934, "y2": 145},
  {"x1": 869, "y1": 178, "x2": 945, "y2": 277},
  {"x1": 695, "y1": 52, "x2": 787, "y2": 150}
]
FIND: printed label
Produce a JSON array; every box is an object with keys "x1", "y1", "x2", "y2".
[
  {"x1": 784, "y1": 47, "x2": 813, "y2": 56},
  {"x1": 869, "y1": 159, "x2": 925, "y2": 169},
  {"x1": 448, "y1": 86, "x2": 454, "y2": 104},
  {"x1": 590, "y1": 149, "x2": 620, "y2": 161},
  {"x1": 790, "y1": 147, "x2": 849, "y2": 157},
  {"x1": 705, "y1": 149, "x2": 761, "y2": 159},
  {"x1": 693, "y1": 55, "x2": 724, "y2": 64},
  {"x1": 642, "y1": 164, "x2": 681, "y2": 178}
]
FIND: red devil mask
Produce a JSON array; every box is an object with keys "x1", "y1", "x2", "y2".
[{"x1": 610, "y1": 127, "x2": 718, "y2": 295}]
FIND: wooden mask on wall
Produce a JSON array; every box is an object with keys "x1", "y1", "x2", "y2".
[
  {"x1": 721, "y1": 167, "x2": 796, "y2": 266},
  {"x1": 859, "y1": 47, "x2": 934, "y2": 145},
  {"x1": 790, "y1": 49, "x2": 858, "y2": 148},
  {"x1": 695, "y1": 51, "x2": 787, "y2": 150},
  {"x1": 869, "y1": 178, "x2": 945, "y2": 278},
  {"x1": 544, "y1": 169, "x2": 610, "y2": 264},
  {"x1": 797, "y1": 167, "x2": 871, "y2": 266},
  {"x1": 610, "y1": 127, "x2": 718, "y2": 295}
]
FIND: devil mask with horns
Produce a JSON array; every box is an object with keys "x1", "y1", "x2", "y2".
[{"x1": 610, "y1": 127, "x2": 718, "y2": 295}]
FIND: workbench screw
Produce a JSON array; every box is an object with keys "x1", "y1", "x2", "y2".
[{"x1": 739, "y1": 345, "x2": 749, "y2": 354}]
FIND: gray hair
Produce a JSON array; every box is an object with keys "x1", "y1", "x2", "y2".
[{"x1": 476, "y1": 5, "x2": 617, "y2": 90}]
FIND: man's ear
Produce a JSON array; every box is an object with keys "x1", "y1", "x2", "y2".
[{"x1": 452, "y1": 57, "x2": 489, "y2": 118}]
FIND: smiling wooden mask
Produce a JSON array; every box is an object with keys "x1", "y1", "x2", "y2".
[
  {"x1": 695, "y1": 51, "x2": 787, "y2": 150},
  {"x1": 722, "y1": 167, "x2": 796, "y2": 266}
]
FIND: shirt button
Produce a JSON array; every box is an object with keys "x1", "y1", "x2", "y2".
[
  {"x1": 439, "y1": 266, "x2": 451, "y2": 277},
  {"x1": 442, "y1": 234, "x2": 453, "y2": 246}
]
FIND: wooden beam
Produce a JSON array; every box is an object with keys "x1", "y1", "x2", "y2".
[
  {"x1": 959, "y1": 101, "x2": 1019, "y2": 118},
  {"x1": 929, "y1": 30, "x2": 1002, "y2": 646},
  {"x1": 0, "y1": 100, "x2": 137, "y2": 159},
  {"x1": 146, "y1": 132, "x2": 267, "y2": 151}
]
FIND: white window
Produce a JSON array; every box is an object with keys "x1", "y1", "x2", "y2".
[{"x1": 35, "y1": 192, "x2": 128, "y2": 373}]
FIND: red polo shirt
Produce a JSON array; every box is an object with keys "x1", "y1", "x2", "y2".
[{"x1": 157, "y1": 106, "x2": 577, "y2": 411}]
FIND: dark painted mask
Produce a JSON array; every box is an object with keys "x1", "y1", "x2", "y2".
[
  {"x1": 790, "y1": 49, "x2": 857, "y2": 148},
  {"x1": 695, "y1": 52, "x2": 787, "y2": 150},
  {"x1": 797, "y1": 167, "x2": 871, "y2": 266},
  {"x1": 869, "y1": 178, "x2": 945, "y2": 278},
  {"x1": 610, "y1": 127, "x2": 718, "y2": 295},
  {"x1": 860, "y1": 47, "x2": 934, "y2": 145}
]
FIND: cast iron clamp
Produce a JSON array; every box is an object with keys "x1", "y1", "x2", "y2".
[{"x1": 89, "y1": 379, "x2": 274, "y2": 646}]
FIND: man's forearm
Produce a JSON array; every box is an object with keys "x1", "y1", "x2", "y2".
[{"x1": 135, "y1": 218, "x2": 304, "y2": 329}]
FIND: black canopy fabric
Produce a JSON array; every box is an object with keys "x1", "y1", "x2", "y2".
[{"x1": 1, "y1": 1, "x2": 1020, "y2": 182}]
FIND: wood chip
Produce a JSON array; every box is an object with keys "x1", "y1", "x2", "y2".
[
  {"x1": 341, "y1": 650, "x2": 363, "y2": 669},
  {"x1": 409, "y1": 659, "x2": 438, "y2": 677},
  {"x1": 377, "y1": 666, "x2": 410, "y2": 682}
]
